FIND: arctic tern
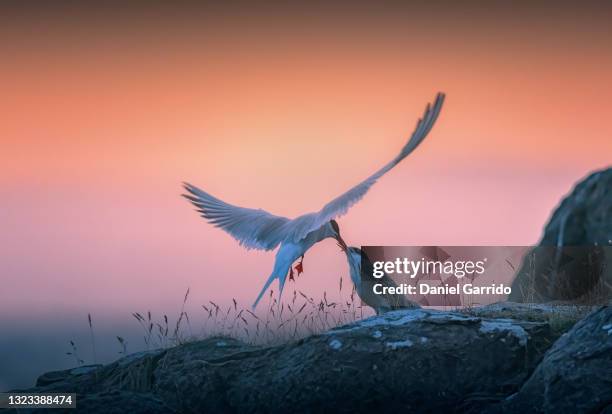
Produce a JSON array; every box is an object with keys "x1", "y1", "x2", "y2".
[{"x1": 183, "y1": 92, "x2": 445, "y2": 309}]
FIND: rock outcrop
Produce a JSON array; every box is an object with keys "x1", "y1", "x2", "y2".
[
  {"x1": 509, "y1": 168, "x2": 612, "y2": 303},
  {"x1": 10, "y1": 304, "x2": 602, "y2": 414},
  {"x1": 488, "y1": 306, "x2": 612, "y2": 413}
]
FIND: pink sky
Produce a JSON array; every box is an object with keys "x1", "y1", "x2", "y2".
[{"x1": 1, "y1": 6, "x2": 611, "y2": 319}]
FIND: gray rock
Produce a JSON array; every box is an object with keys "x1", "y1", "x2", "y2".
[
  {"x1": 222, "y1": 309, "x2": 554, "y2": 414},
  {"x1": 35, "y1": 365, "x2": 102, "y2": 387},
  {"x1": 72, "y1": 391, "x2": 174, "y2": 414},
  {"x1": 462, "y1": 302, "x2": 594, "y2": 334},
  {"x1": 488, "y1": 306, "x2": 612, "y2": 413},
  {"x1": 153, "y1": 337, "x2": 258, "y2": 413},
  {"x1": 12, "y1": 309, "x2": 560, "y2": 413},
  {"x1": 539, "y1": 169, "x2": 612, "y2": 247},
  {"x1": 509, "y1": 168, "x2": 612, "y2": 303}
]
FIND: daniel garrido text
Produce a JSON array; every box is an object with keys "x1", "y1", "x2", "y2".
[{"x1": 373, "y1": 282, "x2": 512, "y2": 296}]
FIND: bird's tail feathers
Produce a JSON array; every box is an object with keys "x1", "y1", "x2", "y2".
[{"x1": 278, "y1": 274, "x2": 288, "y2": 299}]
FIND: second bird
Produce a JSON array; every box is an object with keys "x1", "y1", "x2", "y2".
[{"x1": 339, "y1": 244, "x2": 420, "y2": 314}]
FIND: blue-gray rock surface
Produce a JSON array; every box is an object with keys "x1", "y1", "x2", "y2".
[
  {"x1": 487, "y1": 306, "x2": 612, "y2": 413},
  {"x1": 9, "y1": 305, "x2": 598, "y2": 414},
  {"x1": 509, "y1": 168, "x2": 612, "y2": 303}
]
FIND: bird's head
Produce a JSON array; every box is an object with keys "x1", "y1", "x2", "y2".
[{"x1": 329, "y1": 220, "x2": 347, "y2": 251}]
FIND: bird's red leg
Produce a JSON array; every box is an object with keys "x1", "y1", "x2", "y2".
[
  {"x1": 288, "y1": 266, "x2": 295, "y2": 282},
  {"x1": 295, "y1": 255, "x2": 304, "y2": 276}
]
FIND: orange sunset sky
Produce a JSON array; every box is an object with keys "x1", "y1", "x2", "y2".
[{"x1": 1, "y1": 3, "x2": 611, "y2": 319}]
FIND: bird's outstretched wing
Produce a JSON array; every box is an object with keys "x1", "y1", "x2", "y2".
[
  {"x1": 286, "y1": 92, "x2": 445, "y2": 243},
  {"x1": 182, "y1": 183, "x2": 291, "y2": 251},
  {"x1": 184, "y1": 92, "x2": 444, "y2": 248}
]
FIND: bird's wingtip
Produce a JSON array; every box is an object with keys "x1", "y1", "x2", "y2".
[{"x1": 181, "y1": 192, "x2": 200, "y2": 202}]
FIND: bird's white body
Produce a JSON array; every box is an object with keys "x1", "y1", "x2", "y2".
[
  {"x1": 183, "y1": 93, "x2": 445, "y2": 309},
  {"x1": 344, "y1": 247, "x2": 420, "y2": 314},
  {"x1": 253, "y1": 223, "x2": 337, "y2": 307}
]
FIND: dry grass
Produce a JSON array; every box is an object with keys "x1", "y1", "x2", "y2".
[
  {"x1": 185, "y1": 275, "x2": 366, "y2": 347},
  {"x1": 67, "y1": 275, "x2": 369, "y2": 364},
  {"x1": 67, "y1": 255, "x2": 607, "y2": 364}
]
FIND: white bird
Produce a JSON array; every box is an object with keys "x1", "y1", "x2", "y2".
[
  {"x1": 339, "y1": 244, "x2": 420, "y2": 314},
  {"x1": 183, "y1": 92, "x2": 445, "y2": 309}
]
